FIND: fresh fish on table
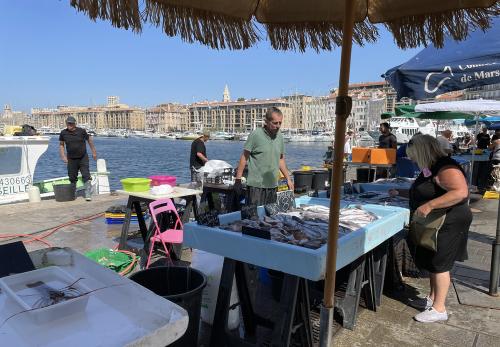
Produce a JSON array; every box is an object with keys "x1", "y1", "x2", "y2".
[{"x1": 219, "y1": 204, "x2": 380, "y2": 249}]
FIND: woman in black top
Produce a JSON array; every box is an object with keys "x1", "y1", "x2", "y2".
[{"x1": 406, "y1": 134, "x2": 471, "y2": 323}]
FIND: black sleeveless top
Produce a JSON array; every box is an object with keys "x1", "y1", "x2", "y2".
[
  {"x1": 410, "y1": 156, "x2": 471, "y2": 272},
  {"x1": 409, "y1": 156, "x2": 467, "y2": 212}
]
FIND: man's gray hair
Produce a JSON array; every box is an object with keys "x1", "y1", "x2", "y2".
[{"x1": 265, "y1": 107, "x2": 283, "y2": 121}]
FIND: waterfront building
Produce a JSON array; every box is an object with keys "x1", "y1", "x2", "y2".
[
  {"x1": 189, "y1": 98, "x2": 294, "y2": 133},
  {"x1": 145, "y1": 103, "x2": 189, "y2": 132},
  {"x1": 331, "y1": 82, "x2": 391, "y2": 132},
  {"x1": 341, "y1": 81, "x2": 398, "y2": 113},
  {"x1": 31, "y1": 98, "x2": 146, "y2": 131},
  {"x1": 464, "y1": 83, "x2": 500, "y2": 100},
  {"x1": 303, "y1": 95, "x2": 336, "y2": 131},
  {"x1": 1, "y1": 105, "x2": 28, "y2": 126}
]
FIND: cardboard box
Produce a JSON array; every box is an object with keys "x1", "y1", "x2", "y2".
[
  {"x1": 351, "y1": 147, "x2": 371, "y2": 163},
  {"x1": 369, "y1": 148, "x2": 396, "y2": 165}
]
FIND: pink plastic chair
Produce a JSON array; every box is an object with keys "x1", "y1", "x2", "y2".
[{"x1": 146, "y1": 198, "x2": 183, "y2": 268}]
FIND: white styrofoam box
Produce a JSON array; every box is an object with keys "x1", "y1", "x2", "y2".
[{"x1": 0, "y1": 266, "x2": 91, "y2": 323}]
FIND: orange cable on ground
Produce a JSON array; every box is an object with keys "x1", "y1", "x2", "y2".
[{"x1": 0, "y1": 212, "x2": 104, "y2": 248}]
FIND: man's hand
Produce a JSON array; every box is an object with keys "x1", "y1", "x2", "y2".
[
  {"x1": 233, "y1": 178, "x2": 243, "y2": 196},
  {"x1": 92, "y1": 152, "x2": 97, "y2": 161},
  {"x1": 415, "y1": 202, "x2": 433, "y2": 218},
  {"x1": 287, "y1": 180, "x2": 294, "y2": 192},
  {"x1": 62, "y1": 156, "x2": 68, "y2": 164}
]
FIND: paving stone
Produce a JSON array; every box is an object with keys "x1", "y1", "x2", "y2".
[
  {"x1": 474, "y1": 333, "x2": 500, "y2": 347},
  {"x1": 453, "y1": 281, "x2": 500, "y2": 310},
  {"x1": 409, "y1": 320, "x2": 476, "y2": 347},
  {"x1": 446, "y1": 303, "x2": 500, "y2": 337},
  {"x1": 336, "y1": 324, "x2": 446, "y2": 347},
  {"x1": 453, "y1": 267, "x2": 491, "y2": 281}
]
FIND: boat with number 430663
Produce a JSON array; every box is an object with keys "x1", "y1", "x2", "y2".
[{"x1": 0, "y1": 124, "x2": 110, "y2": 205}]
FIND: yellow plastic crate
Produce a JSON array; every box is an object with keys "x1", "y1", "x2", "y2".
[{"x1": 483, "y1": 191, "x2": 499, "y2": 199}]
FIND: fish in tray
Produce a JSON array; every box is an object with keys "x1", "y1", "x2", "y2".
[
  {"x1": 220, "y1": 205, "x2": 379, "y2": 249},
  {"x1": 343, "y1": 192, "x2": 409, "y2": 208}
]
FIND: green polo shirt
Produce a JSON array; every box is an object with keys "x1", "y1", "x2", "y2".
[{"x1": 244, "y1": 127, "x2": 284, "y2": 188}]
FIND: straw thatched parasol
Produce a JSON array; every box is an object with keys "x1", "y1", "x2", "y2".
[{"x1": 68, "y1": 0, "x2": 500, "y2": 345}]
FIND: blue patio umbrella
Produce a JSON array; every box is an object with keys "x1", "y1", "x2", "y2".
[
  {"x1": 383, "y1": 18, "x2": 500, "y2": 100},
  {"x1": 464, "y1": 115, "x2": 500, "y2": 128}
]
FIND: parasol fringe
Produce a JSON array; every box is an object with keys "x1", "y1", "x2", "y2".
[
  {"x1": 144, "y1": 1, "x2": 259, "y2": 50},
  {"x1": 265, "y1": 21, "x2": 378, "y2": 52},
  {"x1": 385, "y1": 4, "x2": 500, "y2": 48},
  {"x1": 70, "y1": 0, "x2": 142, "y2": 32}
]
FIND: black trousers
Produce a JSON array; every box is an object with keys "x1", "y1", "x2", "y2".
[
  {"x1": 246, "y1": 186, "x2": 277, "y2": 206},
  {"x1": 67, "y1": 154, "x2": 91, "y2": 184}
]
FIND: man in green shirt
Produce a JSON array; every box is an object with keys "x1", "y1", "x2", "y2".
[{"x1": 235, "y1": 107, "x2": 293, "y2": 205}]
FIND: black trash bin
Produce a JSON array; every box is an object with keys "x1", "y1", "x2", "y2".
[
  {"x1": 130, "y1": 266, "x2": 207, "y2": 347},
  {"x1": 311, "y1": 170, "x2": 330, "y2": 191},
  {"x1": 356, "y1": 168, "x2": 375, "y2": 183},
  {"x1": 53, "y1": 183, "x2": 76, "y2": 202},
  {"x1": 293, "y1": 171, "x2": 313, "y2": 193}
]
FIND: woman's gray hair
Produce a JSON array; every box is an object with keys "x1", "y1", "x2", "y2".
[{"x1": 406, "y1": 134, "x2": 446, "y2": 169}]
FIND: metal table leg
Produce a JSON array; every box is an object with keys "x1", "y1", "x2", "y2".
[
  {"x1": 334, "y1": 255, "x2": 366, "y2": 330},
  {"x1": 133, "y1": 200, "x2": 149, "y2": 242},
  {"x1": 271, "y1": 275, "x2": 313, "y2": 347},
  {"x1": 118, "y1": 196, "x2": 134, "y2": 249},
  {"x1": 210, "y1": 259, "x2": 313, "y2": 347}
]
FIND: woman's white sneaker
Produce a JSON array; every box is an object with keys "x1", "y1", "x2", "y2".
[{"x1": 414, "y1": 307, "x2": 448, "y2": 323}]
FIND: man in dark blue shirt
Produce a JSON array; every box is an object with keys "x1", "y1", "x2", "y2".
[{"x1": 59, "y1": 116, "x2": 97, "y2": 201}]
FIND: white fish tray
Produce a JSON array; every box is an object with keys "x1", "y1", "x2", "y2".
[
  {"x1": 184, "y1": 197, "x2": 410, "y2": 281},
  {"x1": 0, "y1": 250, "x2": 188, "y2": 347},
  {"x1": 0, "y1": 266, "x2": 91, "y2": 323}
]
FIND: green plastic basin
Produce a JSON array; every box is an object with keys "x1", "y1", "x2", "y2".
[{"x1": 120, "y1": 178, "x2": 151, "y2": 192}]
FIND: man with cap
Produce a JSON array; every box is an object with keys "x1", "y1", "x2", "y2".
[
  {"x1": 190, "y1": 130, "x2": 210, "y2": 181},
  {"x1": 59, "y1": 116, "x2": 97, "y2": 201}
]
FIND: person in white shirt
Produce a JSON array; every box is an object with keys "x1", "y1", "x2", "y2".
[
  {"x1": 436, "y1": 129, "x2": 453, "y2": 154},
  {"x1": 344, "y1": 130, "x2": 353, "y2": 160}
]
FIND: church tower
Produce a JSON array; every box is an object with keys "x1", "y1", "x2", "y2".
[{"x1": 223, "y1": 84, "x2": 231, "y2": 102}]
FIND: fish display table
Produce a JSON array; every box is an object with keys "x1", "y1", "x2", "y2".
[
  {"x1": 0, "y1": 248, "x2": 188, "y2": 347},
  {"x1": 184, "y1": 197, "x2": 409, "y2": 345},
  {"x1": 117, "y1": 187, "x2": 202, "y2": 254},
  {"x1": 184, "y1": 197, "x2": 409, "y2": 280},
  {"x1": 354, "y1": 179, "x2": 413, "y2": 194}
]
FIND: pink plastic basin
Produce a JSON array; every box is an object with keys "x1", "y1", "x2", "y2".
[{"x1": 149, "y1": 175, "x2": 177, "y2": 187}]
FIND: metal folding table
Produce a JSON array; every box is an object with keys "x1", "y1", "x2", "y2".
[{"x1": 116, "y1": 187, "x2": 202, "y2": 253}]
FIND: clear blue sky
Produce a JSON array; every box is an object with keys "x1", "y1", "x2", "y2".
[{"x1": 0, "y1": 1, "x2": 421, "y2": 112}]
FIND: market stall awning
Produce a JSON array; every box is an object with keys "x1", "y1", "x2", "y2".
[
  {"x1": 70, "y1": 0, "x2": 500, "y2": 51},
  {"x1": 383, "y1": 17, "x2": 500, "y2": 100},
  {"x1": 415, "y1": 99, "x2": 500, "y2": 113},
  {"x1": 395, "y1": 104, "x2": 474, "y2": 119},
  {"x1": 464, "y1": 115, "x2": 500, "y2": 127}
]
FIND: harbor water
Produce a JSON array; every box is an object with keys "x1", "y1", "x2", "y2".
[{"x1": 34, "y1": 136, "x2": 329, "y2": 190}]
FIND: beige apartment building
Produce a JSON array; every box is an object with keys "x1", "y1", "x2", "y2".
[
  {"x1": 189, "y1": 98, "x2": 300, "y2": 132},
  {"x1": 31, "y1": 98, "x2": 146, "y2": 131},
  {"x1": 145, "y1": 103, "x2": 189, "y2": 132}
]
